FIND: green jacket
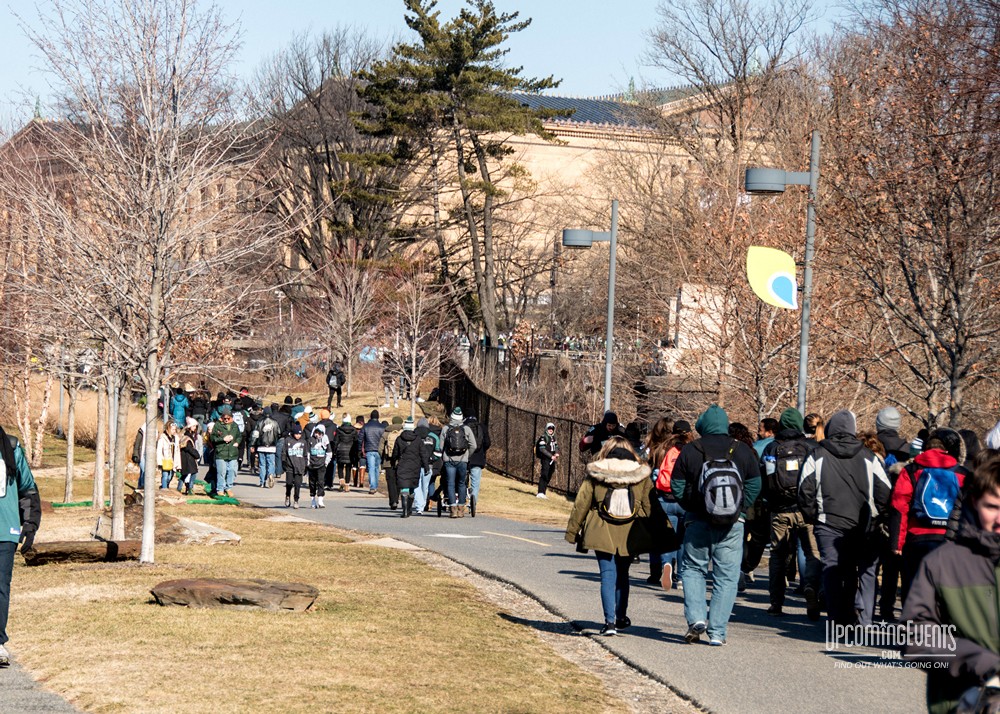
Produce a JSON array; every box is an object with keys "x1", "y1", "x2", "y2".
[
  {"x1": 903, "y1": 505, "x2": 1000, "y2": 714},
  {"x1": 210, "y1": 421, "x2": 242, "y2": 461},
  {"x1": 564, "y1": 457, "x2": 673, "y2": 557},
  {"x1": 1, "y1": 432, "x2": 38, "y2": 545}
]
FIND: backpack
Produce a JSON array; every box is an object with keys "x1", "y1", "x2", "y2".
[
  {"x1": 770, "y1": 439, "x2": 812, "y2": 500},
  {"x1": 597, "y1": 484, "x2": 638, "y2": 524},
  {"x1": 327, "y1": 371, "x2": 340, "y2": 389},
  {"x1": 908, "y1": 464, "x2": 961, "y2": 528},
  {"x1": 232, "y1": 411, "x2": 246, "y2": 433},
  {"x1": 695, "y1": 440, "x2": 745, "y2": 526},
  {"x1": 444, "y1": 426, "x2": 469, "y2": 456},
  {"x1": 655, "y1": 446, "x2": 681, "y2": 493},
  {"x1": 258, "y1": 418, "x2": 279, "y2": 447}
]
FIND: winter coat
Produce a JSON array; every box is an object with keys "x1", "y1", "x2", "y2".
[
  {"x1": 210, "y1": 421, "x2": 241, "y2": 461},
  {"x1": 361, "y1": 418, "x2": 386, "y2": 454},
  {"x1": 760, "y1": 429, "x2": 814, "y2": 513},
  {"x1": 282, "y1": 436, "x2": 308, "y2": 477},
  {"x1": 902, "y1": 504, "x2": 1000, "y2": 714},
  {"x1": 131, "y1": 426, "x2": 146, "y2": 466},
  {"x1": 579, "y1": 421, "x2": 626, "y2": 455},
  {"x1": 564, "y1": 457, "x2": 672, "y2": 557},
  {"x1": 889, "y1": 449, "x2": 969, "y2": 552},
  {"x1": 334, "y1": 423, "x2": 357, "y2": 464},
  {"x1": 326, "y1": 367, "x2": 345, "y2": 389},
  {"x1": 180, "y1": 435, "x2": 200, "y2": 475},
  {"x1": 271, "y1": 410, "x2": 292, "y2": 437},
  {"x1": 156, "y1": 432, "x2": 181, "y2": 470},
  {"x1": 466, "y1": 418, "x2": 490, "y2": 468},
  {"x1": 189, "y1": 396, "x2": 209, "y2": 418},
  {"x1": 170, "y1": 393, "x2": 189, "y2": 426},
  {"x1": 877, "y1": 429, "x2": 911, "y2": 465},
  {"x1": 799, "y1": 434, "x2": 891, "y2": 532},
  {"x1": 671, "y1": 435, "x2": 762, "y2": 522},
  {"x1": 440, "y1": 420, "x2": 477, "y2": 464},
  {"x1": 536, "y1": 431, "x2": 559, "y2": 462},
  {"x1": 392, "y1": 430, "x2": 430, "y2": 490},
  {"x1": 0, "y1": 427, "x2": 40, "y2": 546}
]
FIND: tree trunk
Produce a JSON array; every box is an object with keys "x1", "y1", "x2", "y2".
[
  {"x1": 111, "y1": 379, "x2": 129, "y2": 541},
  {"x1": 64, "y1": 381, "x2": 77, "y2": 503},
  {"x1": 347, "y1": 358, "x2": 353, "y2": 398},
  {"x1": 141, "y1": 262, "x2": 165, "y2": 564},
  {"x1": 92, "y1": 379, "x2": 107, "y2": 510},
  {"x1": 31, "y1": 372, "x2": 54, "y2": 468}
]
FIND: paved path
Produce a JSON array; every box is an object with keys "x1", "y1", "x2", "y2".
[
  {"x1": 1, "y1": 660, "x2": 79, "y2": 713},
  {"x1": 231, "y1": 473, "x2": 925, "y2": 714}
]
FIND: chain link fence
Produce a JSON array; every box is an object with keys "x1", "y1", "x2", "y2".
[{"x1": 437, "y1": 358, "x2": 590, "y2": 496}]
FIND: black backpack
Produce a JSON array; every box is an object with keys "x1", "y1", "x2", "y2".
[
  {"x1": 695, "y1": 440, "x2": 745, "y2": 526},
  {"x1": 771, "y1": 439, "x2": 812, "y2": 500},
  {"x1": 444, "y1": 426, "x2": 469, "y2": 456}
]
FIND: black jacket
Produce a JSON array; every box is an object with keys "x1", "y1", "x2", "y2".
[
  {"x1": 271, "y1": 410, "x2": 292, "y2": 438},
  {"x1": 334, "y1": 423, "x2": 356, "y2": 464},
  {"x1": 180, "y1": 436, "x2": 200, "y2": 475},
  {"x1": 282, "y1": 436, "x2": 308, "y2": 477},
  {"x1": 671, "y1": 435, "x2": 762, "y2": 520},
  {"x1": 536, "y1": 432, "x2": 559, "y2": 461},
  {"x1": 877, "y1": 429, "x2": 910, "y2": 464},
  {"x1": 580, "y1": 422, "x2": 626, "y2": 455},
  {"x1": 761, "y1": 428, "x2": 813, "y2": 513},
  {"x1": 392, "y1": 430, "x2": 429, "y2": 489},
  {"x1": 466, "y1": 418, "x2": 490, "y2": 468},
  {"x1": 799, "y1": 434, "x2": 891, "y2": 532}
]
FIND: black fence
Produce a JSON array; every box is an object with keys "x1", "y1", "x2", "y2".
[{"x1": 437, "y1": 359, "x2": 590, "y2": 497}]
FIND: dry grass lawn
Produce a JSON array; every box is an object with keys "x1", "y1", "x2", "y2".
[{"x1": 10, "y1": 480, "x2": 624, "y2": 714}]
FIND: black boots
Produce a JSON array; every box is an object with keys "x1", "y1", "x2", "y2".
[{"x1": 401, "y1": 493, "x2": 413, "y2": 518}]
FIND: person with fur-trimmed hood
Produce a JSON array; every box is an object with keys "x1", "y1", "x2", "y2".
[
  {"x1": 565, "y1": 437, "x2": 675, "y2": 637},
  {"x1": 890, "y1": 427, "x2": 969, "y2": 606}
]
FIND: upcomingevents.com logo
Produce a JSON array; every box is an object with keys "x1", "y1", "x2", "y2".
[{"x1": 826, "y1": 621, "x2": 958, "y2": 668}]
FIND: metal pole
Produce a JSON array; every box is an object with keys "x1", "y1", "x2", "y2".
[
  {"x1": 797, "y1": 131, "x2": 820, "y2": 415},
  {"x1": 604, "y1": 199, "x2": 619, "y2": 414}
]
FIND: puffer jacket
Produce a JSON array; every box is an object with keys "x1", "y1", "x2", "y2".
[
  {"x1": 564, "y1": 457, "x2": 671, "y2": 557},
  {"x1": 903, "y1": 505, "x2": 1000, "y2": 714},
  {"x1": 392, "y1": 430, "x2": 429, "y2": 490},
  {"x1": 360, "y1": 418, "x2": 386, "y2": 454},
  {"x1": 889, "y1": 448, "x2": 969, "y2": 552},
  {"x1": 799, "y1": 434, "x2": 891, "y2": 531},
  {"x1": 334, "y1": 423, "x2": 356, "y2": 464}
]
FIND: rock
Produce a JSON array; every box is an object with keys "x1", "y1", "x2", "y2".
[
  {"x1": 23, "y1": 540, "x2": 141, "y2": 566},
  {"x1": 94, "y1": 505, "x2": 240, "y2": 546},
  {"x1": 151, "y1": 578, "x2": 318, "y2": 612},
  {"x1": 40, "y1": 500, "x2": 56, "y2": 515}
]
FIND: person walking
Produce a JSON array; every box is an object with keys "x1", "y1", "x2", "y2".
[
  {"x1": 170, "y1": 387, "x2": 190, "y2": 430},
  {"x1": 440, "y1": 407, "x2": 477, "y2": 518},
  {"x1": 333, "y1": 414, "x2": 356, "y2": 492},
  {"x1": 179, "y1": 418, "x2": 200, "y2": 495},
  {"x1": 651, "y1": 419, "x2": 694, "y2": 589},
  {"x1": 465, "y1": 412, "x2": 490, "y2": 503},
  {"x1": 579, "y1": 411, "x2": 626, "y2": 456},
  {"x1": 252, "y1": 407, "x2": 281, "y2": 489},
  {"x1": 209, "y1": 405, "x2": 241, "y2": 497},
  {"x1": 391, "y1": 418, "x2": 430, "y2": 518},
  {"x1": 325, "y1": 361, "x2": 346, "y2": 409},
  {"x1": 0, "y1": 425, "x2": 41, "y2": 668},
  {"x1": 412, "y1": 417, "x2": 440, "y2": 514},
  {"x1": 282, "y1": 423, "x2": 307, "y2": 508},
  {"x1": 671, "y1": 405, "x2": 762, "y2": 646},
  {"x1": 564, "y1": 437, "x2": 674, "y2": 636},
  {"x1": 799, "y1": 409, "x2": 892, "y2": 626},
  {"x1": 536, "y1": 422, "x2": 559, "y2": 498},
  {"x1": 307, "y1": 423, "x2": 331, "y2": 508},
  {"x1": 360, "y1": 410, "x2": 387, "y2": 495},
  {"x1": 156, "y1": 422, "x2": 181, "y2": 490}
]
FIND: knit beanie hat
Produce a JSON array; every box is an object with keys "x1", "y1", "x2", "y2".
[
  {"x1": 403, "y1": 417, "x2": 416, "y2": 431},
  {"x1": 876, "y1": 407, "x2": 902, "y2": 432},
  {"x1": 342, "y1": 414, "x2": 352, "y2": 424}
]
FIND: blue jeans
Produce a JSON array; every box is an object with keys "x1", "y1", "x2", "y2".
[
  {"x1": 258, "y1": 451, "x2": 276, "y2": 486},
  {"x1": 681, "y1": 517, "x2": 744, "y2": 641},
  {"x1": 469, "y1": 465, "x2": 482, "y2": 501},
  {"x1": 160, "y1": 469, "x2": 174, "y2": 489},
  {"x1": 413, "y1": 468, "x2": 431, "y2": 512},
  {"x1": 444, "y1": 461, "x2": 468, "y2": 505},
  {"x1": 138, "y1": 463, "x2": 145, "y2": 489},
  {"x1": 215, "y1": 459, "x2": 237, "y2": 493},
  {"x1": 366, "y1": 452, "x2": 381, "y2": 490},
  {"x1": 596, "y1": 552, "x2": 631, "y2": 625},
  {"x1": 274, "y1": 438, "x2": 285, "y2": 475}
]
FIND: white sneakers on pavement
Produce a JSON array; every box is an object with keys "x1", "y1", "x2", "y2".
[{"x1": 0, "y1": 643, "x2": 10, "y2": 667}]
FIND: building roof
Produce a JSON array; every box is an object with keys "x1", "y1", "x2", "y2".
[{"x1": 509, "y1": 86, "x2": 704, "y2": 130}]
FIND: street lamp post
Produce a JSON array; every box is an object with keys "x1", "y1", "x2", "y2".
[
  {"x1": 745, "y1": 130, "x2": 821, "y2": 415},
  {"x1": 562, "y1": 199, "x2": 619, "y2": 414}
]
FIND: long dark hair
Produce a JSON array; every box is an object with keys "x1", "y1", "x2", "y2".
[
  {"x1": 646, "y1": 417, "x2": 674, "y2": 469},
  {"x1": 728, "y1": 422, "x2": 755, "y2": 449}
]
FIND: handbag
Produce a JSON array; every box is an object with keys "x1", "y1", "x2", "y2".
[{"x1": 162, "y1": 458, "x2": 174, "y2": 471}]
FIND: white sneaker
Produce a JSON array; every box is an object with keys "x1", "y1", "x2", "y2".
[
  {"x1": 381, "y1": 403, "x2": 390, "y2": 408},
  {"x1": 536, "y1": 493, "x2": 547, "y2": 499},
  {"x1": 0, "y1": 643, "x2": 9, "y2": 667},
  {"x1": 417, "y1": 397, "x2": 425, "y2": 403}
]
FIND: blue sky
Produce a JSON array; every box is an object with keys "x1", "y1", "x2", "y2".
[{"x1": 0, "y1": 0, "x2": 846, "y2": 120}]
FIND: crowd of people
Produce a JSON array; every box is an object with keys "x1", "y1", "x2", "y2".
[{"x1": 565, "y1": 405, "x2": 1000, "y2": 711}]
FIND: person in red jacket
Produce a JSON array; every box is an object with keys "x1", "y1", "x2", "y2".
[{"x1": 889, "y1": 427, "x2": 969, "y2": 606}]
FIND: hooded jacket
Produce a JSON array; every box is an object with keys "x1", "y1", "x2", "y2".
[
  {"x1": 902, "y1": 505, "x2": 1000, "y2": 714},
  {"x1": 440, "y1": 418, "x2": 477, "y2": 464},
  {"x1": 564, "y1": 457, "x2": 667, "y2": 556},
  {"x1": 282, "y1": 435, "x2": 308, "y2": 477},
  {"x1": 170, "y1": 393, "x2": 189, "y2": 426},
  {"x1": 391, "y1": 430, "x2": 429, "y2": 489},
  {"x1": 799, "y1": 433, "x2": 891, "y2": 531},
  {"x1": 333, "y1": 422, "x2": 356, "y2": 464},
  {"x1": 889, "y1": 448, "x2": 969, "y2": 551}
]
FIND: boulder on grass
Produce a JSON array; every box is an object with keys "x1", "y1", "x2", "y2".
[
  {"x1": 151, "y1": 578, "x2": 318, "y2": 612},
  {"x1": 23, "y1": 540, "x2": 141, "y2": 566},
  {"x1": 93, "y1": 505, "x2": 240, "y2": 546}
]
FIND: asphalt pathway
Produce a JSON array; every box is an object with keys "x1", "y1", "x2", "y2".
[
  {"x1": 2, "y1": 660, "x2": 79, "y2": 713},
  {"x1": 230, "y1": 473, "x2": 926, "y2": 714}
]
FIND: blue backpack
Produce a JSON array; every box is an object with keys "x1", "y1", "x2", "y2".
[{"x1": 908, "y1": 465, "x2": 961, "y2": 528}]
